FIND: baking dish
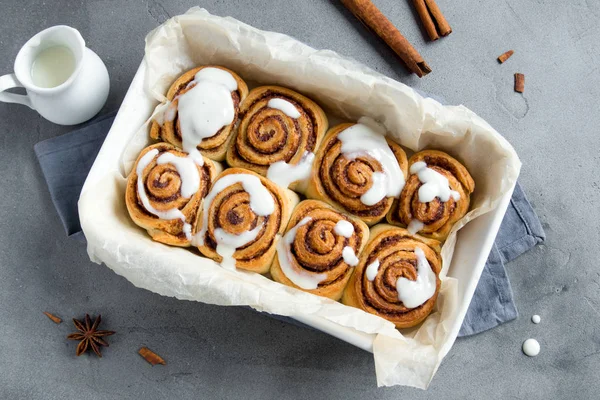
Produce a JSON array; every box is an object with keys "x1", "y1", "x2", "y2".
[{"x1": 80, "y1": 8, "x2": 519, "y2": 388}]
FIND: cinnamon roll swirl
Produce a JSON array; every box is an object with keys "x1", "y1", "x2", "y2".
[
  {"x1": 387, "y1": 150, "x2": 475, "y2": 241},
  {"x1": 270, "y1": 200, "x2": 369, "y2": 300},
  {"x1": 305, "y1": 121, "x2": 408, "y2": 226},
  {"x1": 125, "y1": 143, "x2": 221, "y2": 246},
  {"x1": 342, "y1": 224, "x2": 442, "y2": 328},
  {"x1": 226, "y1": 86, "x2": 328, "y2": 191},
  {"x1": 150, "y1": 66, "x2": 248, "y2": 161},
  {"x1": 195, "y1": 168, "x2": 298, "y2": 273}
]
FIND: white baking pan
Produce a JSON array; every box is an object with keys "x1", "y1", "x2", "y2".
[{"x1": 82, "y1": 60, "x2": 515, "y2": 354}]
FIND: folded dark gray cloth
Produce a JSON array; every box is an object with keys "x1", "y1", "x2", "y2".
[
  {"x1": 34, "y1": 112, "x2": 117, "y2": 236},
  {"x1": 458, "y1": 182, "x2": 545, "y2": 336},
  {"x1": 33, "y1": 114, "x2": 544, "y2": 336}
]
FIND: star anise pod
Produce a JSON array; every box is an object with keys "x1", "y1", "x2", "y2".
[{"x1": 67, "y1": 314, "x2": 115, "y2": 357}]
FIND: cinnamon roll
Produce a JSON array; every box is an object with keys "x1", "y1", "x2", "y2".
[
  {"x1": 226, "y1": 86, "x2": 328, "y2": 191},
  {"x1": 125, "y1": 143, "x2": 221, "y2": 246},
  {"x1": 150, "y1": 66, "x2": 249, "y2": 162},
  {"x1": 342, "y1": 224, "x2": 442, "y2": 328},
  {"x1": 387, "y1": 150, "x2": 475, "y2": 241},
  {"x1": 195, "y1": 168, "x2": 298, "y2": 273},
  {"x1": 305, "y1": 120, "x2": 408, "y2": 225},
  {"x1": 270, "y1": 200, "x2": 369, "y2": 300}
]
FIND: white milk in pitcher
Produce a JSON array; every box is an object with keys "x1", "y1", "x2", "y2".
[{"x1": 30, "y1": 46, "x2": 76, "y2": 88}]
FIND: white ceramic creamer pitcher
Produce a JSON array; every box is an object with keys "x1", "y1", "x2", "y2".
[{"x1": 0, "y1": 25, "x2": 109, "y2": 125}]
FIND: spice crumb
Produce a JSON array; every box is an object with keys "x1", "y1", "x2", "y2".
[
  {"x1": 43, "y1": 312, "x2": 62, "y2": 324},
  {"x1": 139, "y1": 347, "x2": 166, "y2": 366},
  {"x1": 498, "y1": 50, "x2": 514, "y2": 63},
  {"x1": 514, "y1": 73, "x2": 525, "y2": 93}
]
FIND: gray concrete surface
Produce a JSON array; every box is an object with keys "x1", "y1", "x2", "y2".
[{"x1": 1, "y1": 0, "x2": 598, "y2": 398}]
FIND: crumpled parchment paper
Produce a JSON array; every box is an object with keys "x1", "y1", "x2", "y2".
[{"x1": 79, "y1": 7, "x2": 520, "y2": 389}]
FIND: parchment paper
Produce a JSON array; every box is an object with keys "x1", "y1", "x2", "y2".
[{"x1": 79, "y1": 8, "x2": 520, "y2": 389}]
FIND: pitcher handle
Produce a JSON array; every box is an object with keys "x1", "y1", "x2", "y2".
[{"x1": 0, "y1": 73, "x2": 34, "y2": 109}]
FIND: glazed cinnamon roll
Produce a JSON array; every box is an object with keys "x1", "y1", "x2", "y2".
[
  {"x1": 195, "y1": 168, "x2": 298, "y2": 273},
  {"x1": 305, "y1": 120, "x2": 408, "y2": 226},
  {"x1": 125, "y1": 143, "x2": 221, "y2": 247},
  {"x1": 387, "y1": 150, "x2": 475, "y2": 241},
  {"x1": 342, "y1": 224, "x2": 442, "y2": 328},
  {"x1": 226, "y1": 86, "x2": 328, "y2": 191},
  {"x1": 150, "y1": 66, "x2": 249, "y2": 162},
  {"x1": 270, "y1": 200, "x2": 369, "y2": 300}
]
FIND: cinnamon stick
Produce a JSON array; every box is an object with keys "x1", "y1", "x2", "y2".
[
  {"x1": 514, "y1": 73, "x2": 525, "y2": 93},
  {"x1": 498, "y1": 50, "x2": 514, "y2": 64},
  {"x1": 413, "y1": 0, "x2": 452, "y2": 41},
  {"x1": 340, "y1": 0, "x2": 431, "y2": 77}
]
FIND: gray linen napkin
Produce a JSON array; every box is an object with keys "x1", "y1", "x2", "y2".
[
  {"x1": 33, "y1": 112, "x2": 116, "y2": 236},
  {"x1": 459, "y1": 182, "x2": 545, "y2": 336},
  {"x1": 33, "y1": 114, "x2": 544, "y2": 336}
]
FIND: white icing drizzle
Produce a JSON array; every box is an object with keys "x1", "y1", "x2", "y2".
[
  {"x1": 182, "y1": 223, "x2": 192, "y2": 239},
  {"x1": 277, "y1": 213, "x2": 360, "y2": 288},
  {"x1": 532, "y1": 315, "x2": 541, "y2": 324},
  {"x1": 177, "y1": 68, "x2": 238, "y2": 166},
  {"x1": 195, "y1": 68, "x2": 238, "y2": 91},
  {"x1": 266, "y1": 151, "x2": 315, "y2": 189},
  {"x1": 337, "y1": 219, "x2": 358, "y2": 267},
  {"x1": 154, "y1": 99, "x2": 179, "y2": 126},
  {"x1": 366, "y1": 260, "x2": 380, "y2": 281},
  {"x1": 342, "y1": 246, "x2": 359, "y2": 267},
  {"x1": 522, "y1": 339, "x2": 540, "y2": 357},
  {"x1": 214, "y1": 224, "x2": 263, "y2": 270},
  {"x1": 268, "y1": 98, "x2": 301, "y2": 118},
  {"x1": 362, "y1": 172, "x2": 387, "y2": 206},
  {"x1": 338, "y1": 119, "x2": 404, "y2": 206},
  {"x1": 277, "y1": 217, "x2": 327, "y2": 289},
  {"x1": 136, "y1": 149, "x2": 192, "y2": 241},
  {"x1": 396, "y1": 247, "x2": 436, "y2": 308},
  {"x1": 334, "y1": 220, "x2": 354, "y2": 238},
  {"x1": 156, "y1": 153, "x2": 200, "y2": 198},
  {"x1": 164, "y1": 101, "x2": 177, "y2": 122},
  {"x1": 407, "y1": 219, "x2": 425, "y2": 235},
  {"x1": 410, "y1": 161, "x2": 460, "y2": 203},
  {"x1": 194, "y1": 173, "x2": 274, "y2": 270},
  {"x1": 358, "y1": 116, "x2": 387, "y2": 135}
]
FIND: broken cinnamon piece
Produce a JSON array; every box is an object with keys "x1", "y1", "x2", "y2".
[
  {"x1": 43, "y1": 312, "x2": 62, "y2": 324},
  {"x1": 139, "y1": 347, "x2": 166, "y2": 366},
  {"x1": 514, "y1": 73, "x2": 525, "y2": 93},
  {"x1": 413, "y1": 0, "x2": 452, "y2": 41},
  {"x1": 498, "y1": 50, "x2": 514, "y2": 63},
  {"x1": 340, "y1": 0, "x2": 431, "y2": 77}
]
